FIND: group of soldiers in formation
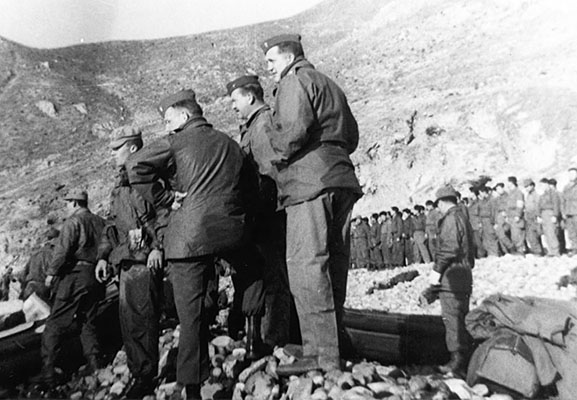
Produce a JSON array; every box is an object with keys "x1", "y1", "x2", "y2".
[
  {"x1": 18, "y1": 32, "x2": 545, "y2": 398},
  {"x1": 351, "y1": 173, "x2": 577, "y2": 270}
]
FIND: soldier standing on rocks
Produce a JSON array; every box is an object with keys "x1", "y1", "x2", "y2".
[
  {"x1": 412, "y1": 205, "x2": 431, "y2": 263},
  {"x1": 126, "y1": 89, "x2": 266, "y2": 400},
  {"x1": 260, "y1": 33, "x2": 362, "y2": 375},
  {"x1": 523, "y1": 179, "x2": 544, "y2": 256},
  {"x1": 562, "y1": 168, "x2": 577, "y2": 255},
  {"x1": 227, "y1": 75, "x2": 297, "y2": 348},
  {"x1": 401, "y1": 208, "x2": 415, "y2": 266},
  {"x1": 32, "y1": 189, "x2": 106, "y2": 385},
  {"x1": 505, "y1": 176, "x2": 527, "y2": 254},
  {"x1": 478, "y1": 186, "x2": 500, "y2": 256},
  {"x1": 390, "y1": 207, "x2": 405, "y2": 267},
  {"x1": 369, "y1": 213, "x2": 384, "y2": 270},
  {"x1": 378, "y1": 211, "x2": 392, "y2": 269},
  {"x1": 94, "y1": 126, "x2": 163, "y2": 398},
  {"x1": 549, "y1": 178, "x2": 566, "y2": 254},
  {"x1": 467, "y1": 188, "x2": 486, "y2": 259},
  {"x1": 493, "y1": 183, "x2": 515, "y2": 255},
  {"x1": 429, "y1": 185, "x2": 474, "y2": 378},
  {"x1": 425, "y1": 200, "x2": 441, "y2": 257},
  {"x1": 538, "y1": 178, "x2": 561, "y2": 257}
]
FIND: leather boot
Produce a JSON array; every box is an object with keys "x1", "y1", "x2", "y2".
[
  {"x1": 124, "y1": 376, "x2": 156, "y2": 399},
  {"x1": 438, "y1": 351, "x2": 469, "y2": 378}
]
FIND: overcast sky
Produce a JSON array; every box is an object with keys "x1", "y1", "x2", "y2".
[{"x1": 0, "y1": 0, "x2": 324, "y2": 48}]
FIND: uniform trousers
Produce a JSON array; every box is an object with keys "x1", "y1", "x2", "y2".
[
  {"x1": 169, "y1": 246, "x2": 265, "y2": 385},
  {"x1": 565, "y1": 215, "x2": 577, "y2": 252},
  {"x1": 541, "y1": 210, "x2": 560, "y2": 256},
  {"x1": 439, "y1": 291, "x2": 472, "y2": 353},
  {"x1": 480, "y1": 218, "x2": 500, "y2": 256},
  {"x1": 41, "y1": 266, "x2": 103, "y2": 368},
  {"x1": 525, "y1": 217, "x2": 543, "y2": 255},
  {"x1": 119, "y1": 263, "x2": 160, "y2": 379},
  {"x1": 412, "y1": 231, "x2": 431, "y2": 263},
  {"x1": 285, "y1": 189, "x2": 357, "y2": 370}
]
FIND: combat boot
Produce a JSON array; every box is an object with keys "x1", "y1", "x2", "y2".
[
  {"x1": 29, "y1": 363, "x2": 61, "y2": 386},
  {"x1": 79, "y1": 354, "x2": 101, "y2": 376},
  {"x1": 123, "y1": 376, "x2": 156, "y2": 399},
  {"x1": 438, "y1": 351, "x2": 469, "y2": 378}
]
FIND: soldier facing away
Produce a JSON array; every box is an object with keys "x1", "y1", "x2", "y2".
[
  {"x1": 32, "y1": 189, "x2": 106, "y2": 385},
  {"x1": 126, "y1": 89, "x2": 266, "y2": 400}
]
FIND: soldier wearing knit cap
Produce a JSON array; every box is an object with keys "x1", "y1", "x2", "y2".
[
  {"x1": 429, "y1": 184, "x2": 474, "y2": 378},
  {"x1": 227, "y1": 74, "x2": 299, "y2": 349},
  {"x1": 260, "y1": 33, "x2": 362, "y2": 375}
]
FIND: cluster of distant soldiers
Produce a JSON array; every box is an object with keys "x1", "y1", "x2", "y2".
[{"x1": 351, "y1": 172, "x2": 577, "y2": 270}]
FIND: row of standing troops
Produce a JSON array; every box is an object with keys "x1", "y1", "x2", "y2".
[
  {"x1": 351, "y1": 172, "x2": 577, "y2": 270},
  {"x1": 468, "y1": 175, "x2": 577, "y2": 258},
  {"x1": 351, "y1": 203, "x2": 441, "y2": 269}
]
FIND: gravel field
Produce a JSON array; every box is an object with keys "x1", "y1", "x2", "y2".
[{"x1": 345, "y1": 254, "x2": 577, "y2": 314}]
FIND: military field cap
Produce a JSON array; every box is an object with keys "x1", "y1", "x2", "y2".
[
  {"x1": 569, "y1": 167, "x2": 577, "y2": 172},
  {"x1": 64, "y1": 188, "x2": 88, "y2": 202},
  {"x1": 44, "y1": 227, "x2": 60, "y2": 240},
  {"x1": 549, "y1": 178, "x2": 557, "y2": 185},
  {"x1": 435, "y1": 184, "x2": 459, "y2": 201},
  {"x1": 523, "y1": 178, "x2": 535, "y2": 187},
  {"x1": 158, "y1": 89, "x2": 197, "y2": 116},
  {"x1": 539, "y1": 177, "x2": 550, "y2": 184},
  {"x1": 260, "y1": 33, "x2": 301, "y2": 54},
  {"x1": 109, "y1": 125, "x2": 142, "y2": 150},
  {"x1": 226, "y1": 75, "x2": 260, "y2": 95}
]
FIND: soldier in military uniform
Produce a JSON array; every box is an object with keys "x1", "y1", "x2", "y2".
[
  {"x1": 227, "y1": 75, "x2": 295, "y2": 348},
  {"x1": 493, "y1": 183, "x2": 514, "y2": 254},
  {"x1": 412, "y1": 205, "x2": 431, "y2": 263},
  {"x1": 562, "y1": 168, "x2": 577, "y2": 254},
  {"x1": 94, "y1": 126, "x2": 163, "y2": 398},
  {"x1": 428, "y1": 185, "x2": 474, "y2": 378},
  {"x1": 478, "y1": 187, "x2": 500, "y2": 256},
  {"x1": 369, "y1": 213, "x2": 384, "y2": 270},
  {"x1": 401, "y1": 209, "x2": 415, "y2": 266},
  {"x1": 261, "y1": 33, "x2": 362, "y2": 374},
  {"x1": 523, "y1": 179, "x2": 543, "y2": 255},
  {"x1": 351, "y1": 217, "x2": 370, "y2": 269},
  {"x1": 504, "y1": 177, "x2": 527, "y2": 254},
  {"x1": 19, "y1": 227, "x2": 59, "y2": 302},
  {"x1": 467, "y1": 188, "x2": 486, "y2": 258},
  {"x1": 33, "y1": 189, "x2": 106, "y2": 385},
  {"x1": 378, "y1": 212, "x2": 392, "y2": 268},
  {"x1": 126, "y1": 90, "x2": 265, "y2": 399},
  {"x1": 538, "y1": 178, "x2": 561, "y2": 256},
  {"x1": 425, "y1": 200, "x2": 441, "y2": 257},
  {"x1": 390, "y1": 207, "x2": 405, "y2": 267},
  {"x1": 549, "y1": 178, "x2": 566, "y2": 254}
]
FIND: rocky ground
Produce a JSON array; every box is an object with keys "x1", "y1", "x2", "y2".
[
  {"x1": 3, "y1": 255, "x2": 575, "y2": 399},
  {"x1": 346, "y1": 254, "x2": 577, "y2": 314}
]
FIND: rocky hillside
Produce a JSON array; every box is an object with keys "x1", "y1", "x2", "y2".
[{"x1": 1, "y1": 0, "x2": 576, "y2": 274}]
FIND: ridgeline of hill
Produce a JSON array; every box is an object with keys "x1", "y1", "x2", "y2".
[{"x1": 1, "y1": 0, "x2": 577, "y2": 273}]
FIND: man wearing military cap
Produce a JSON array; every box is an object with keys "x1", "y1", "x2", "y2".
[
  {"x1": 227, "y1": 75, "x2": 297, "y2": 349},
  {"x1": 33, "y1": 188, "x2": 106, "y2": 385},
  {"x1": 94, "y1": 125, "x2": 163, "y2": 398},
  {"x1": 260, "y1": 33, "x2": 362, "y2": 374},
  {"x1": 126, "y1": 89, "x2": 266, "y2": 399},
  {"x1": 504, "y1": 176, "x2": 527, "y2": 254},
  {"x1": 523, "y1": 179, "x2": 543, "y2": 255},
  {"x1": 428, "y1": 184, "x2": 475, "y2": 378}
]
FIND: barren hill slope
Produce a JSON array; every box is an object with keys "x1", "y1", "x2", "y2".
[{"x1": 1, "y1": 0, "x2": 576, "y2": 272}]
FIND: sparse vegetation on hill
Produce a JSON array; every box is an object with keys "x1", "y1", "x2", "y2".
[{"x1": 1, "y1": 0, "x2": 577, "y2": 275}]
